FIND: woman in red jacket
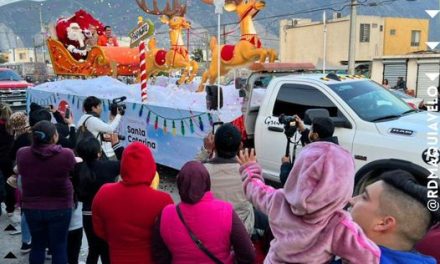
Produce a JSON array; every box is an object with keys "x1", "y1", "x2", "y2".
[
  {"x1": 92, "y1": 142, "x2": 173, "y2": 264},
  {"x1": 152, "y1": 161, "x2": 255, "y2": 264}
]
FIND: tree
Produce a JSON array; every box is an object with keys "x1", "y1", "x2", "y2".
[{"x1": 191, "y1": 48, "x2": 204, "y2": 62}]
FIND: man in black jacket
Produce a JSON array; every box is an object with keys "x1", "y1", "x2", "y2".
[{"x1": 279, "y1": 116, "x2": 338, "y2": 186}]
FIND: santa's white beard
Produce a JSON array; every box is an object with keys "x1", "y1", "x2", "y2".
[{"x1": 67, "y1": 29, "x2": 85, "y2": 48}]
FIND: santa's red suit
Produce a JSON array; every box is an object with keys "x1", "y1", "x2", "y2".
[
  {"x1": 65, "y1": 23, "x2": 87, "y2": 60},
  {"x1": 55, "y1": 10, "x2": 104, "y2": 61}
]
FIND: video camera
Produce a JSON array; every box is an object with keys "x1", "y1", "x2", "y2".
[
  {"x1": 110, "y1": 96, "x2": 127, "y2": 116},
  {"x1": 278, "y1": 114, "x2": 298, "y2": 138}
]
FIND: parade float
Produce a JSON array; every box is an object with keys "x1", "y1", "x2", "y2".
[
  {"x1": 47, "y1": 9, "x2": 141, "y2": 77},
  {"x1": 28, "y1": 0, "x2": 278, "y2": 169}
]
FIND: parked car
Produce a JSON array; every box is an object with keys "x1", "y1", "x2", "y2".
[
  {"x1": 389, "y1": 89, "x2": 424, "y2": 109},
  {"x1": 0, "y1": 68, "x2": 32, "y2": 111}
]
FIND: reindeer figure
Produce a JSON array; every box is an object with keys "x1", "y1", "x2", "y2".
[
  {"x1": 197, "y1": 0, "x2": 277, "y2": 92},
  {"x1": 136, "y1": 0, "x2": 199, "y2": 85}
]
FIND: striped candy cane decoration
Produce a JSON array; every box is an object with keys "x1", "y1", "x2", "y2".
[{"x1": 139, "y1": 40, "x2": 148, "y2": 102}]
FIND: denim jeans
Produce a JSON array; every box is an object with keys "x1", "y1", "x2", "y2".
[
  {"x1": 23, "y1": 208, "x2": 72, "y2": 264},
  {"x1": 21, "y1": 212, "x2": 31, "y2": 244}
]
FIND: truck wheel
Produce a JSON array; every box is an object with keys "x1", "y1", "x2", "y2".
[{"x1": 354, "y1": 159, "x2": 430, "y2": 195}]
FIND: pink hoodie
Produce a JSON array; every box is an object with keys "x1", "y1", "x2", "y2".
[{"x1": 240, "y1": 142, "x2": 380, "y2": 264}]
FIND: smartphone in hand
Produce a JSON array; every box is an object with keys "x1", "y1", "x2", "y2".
[{"x1": 65, "y1": 106, "x2": 70, "y2": 119}]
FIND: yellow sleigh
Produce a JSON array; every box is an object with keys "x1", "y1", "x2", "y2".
[{"x1": 47, "y1": 37, "x2": 140, "y2": 77}]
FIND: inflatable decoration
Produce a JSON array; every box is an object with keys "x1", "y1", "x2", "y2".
[
  {"x1": 136, "y1": 0, "x2": 199, "y2": 85},
  {"x1": 48, "y1": 9, "x2": 139, "y2": 77},
  {"x1": 197, "y1": 0, "x2": 277, "y2": 92}
]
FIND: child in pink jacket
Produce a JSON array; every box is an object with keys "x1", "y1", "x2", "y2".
[{"x1": 238, "y1": 142, "x2": 380, "y2": 264}]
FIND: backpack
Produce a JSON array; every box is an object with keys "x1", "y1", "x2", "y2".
[
  {"x1": 75, "y1": 115, "x2": 108, "y2": 160},
  {"x1": 76, "y1": 115, "x2": 97, "y2": 147}
]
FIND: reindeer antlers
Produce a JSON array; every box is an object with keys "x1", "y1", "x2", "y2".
[{"x1": 136, "y1": 0, "x2": 187, "y2": 17}]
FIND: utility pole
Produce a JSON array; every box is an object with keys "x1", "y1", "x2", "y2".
[
  {"x1": 222, "y1": 24, "x2": 226, "y2": 44},
  {"x1": 348, "y1": 0, "x2": 357, "y2": 75},
  {"x1": 323, "y1": 11, "x2": 327, "y2": 74},
  {"x1": 39, "y1": 3, "x2": 47, "y2": 63},
  {"x1": 33, "y1": 37, "x2": 37, "y2": 63},
  {"x1": 205, "y1": 31, "x2": 210, "y2": 69}
]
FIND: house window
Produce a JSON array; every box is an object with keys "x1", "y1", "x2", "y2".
[
  {"x1": 380, "y1": 25, "x2": 383, "y2": 32},
  {"x1": 390, "y1": 29, "x2": 396, "y2": 35},
  {"x1": 19, "y1": 53, "x2": 25, "y2": 60},
  {"x1": 360, "y1": 24, "x2": 370, "y2": 42},
  {"x1": 411, "y1": 30, "x2": 421, "y2": 47}
]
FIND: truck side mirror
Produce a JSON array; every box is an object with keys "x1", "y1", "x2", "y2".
[
  {"x1": 332, "y1": 117, "x2": 353, "y2": 129},
  {"x1": 235, "y1": 78, "x2": 245, "y2": 90},
  {"x1": 304, "y1": 109, "x2": 330, "y2": 125},
  {"x1": 206, "y1": 85, "x2": 224, "y2": 110}
]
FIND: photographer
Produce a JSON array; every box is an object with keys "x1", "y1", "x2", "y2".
[
  {"x1": 280, "y1": 116, "x2": 338, "y2": 186},
  {"x1": 77, "y1": 96, "x2": 123, "y2": 159}
]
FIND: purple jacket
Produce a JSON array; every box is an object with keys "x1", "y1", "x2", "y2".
[
  {"x1": 17, "y1": 144, "x2": 76, "y2": 210},
  {"x1": 240, "y1": 142, "x2": 380, "y2": 264}
]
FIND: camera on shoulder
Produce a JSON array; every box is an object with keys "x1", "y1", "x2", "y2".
[{"x1": 110, "y1": 96, "x2": 127, "y2": 116}]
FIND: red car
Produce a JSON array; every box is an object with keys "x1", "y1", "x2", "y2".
[{"x1": 0, "y1": 68, "x2": 32, "y2": 110}]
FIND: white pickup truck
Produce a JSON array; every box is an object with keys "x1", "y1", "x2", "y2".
[{"x1": 240, "y1": 64, "x2": 439, "y2": 192}]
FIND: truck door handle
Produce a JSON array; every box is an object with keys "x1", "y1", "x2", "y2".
[{"x1": 268, "y1": 126, "x2": 284, "y2": 133}]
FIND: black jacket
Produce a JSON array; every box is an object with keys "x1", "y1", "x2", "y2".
[
  {"x1": 72, "y1": 145, "x2": 123, "y2": 212},
  {"x1": 0, "y1": 123, "x2": 13, "y2": 177}
]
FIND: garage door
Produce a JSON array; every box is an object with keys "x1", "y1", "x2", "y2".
[
  {"x1": 417, "y1": 63, "x2": 440, "y2": 102},
  {"x1": 383, "y1": 62, "x2": 407, "y2": 87}
]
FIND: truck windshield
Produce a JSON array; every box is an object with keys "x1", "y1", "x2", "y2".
[
  {"x1": 328, "y1": 80, "x2": 414, "y2": 122},
  {"x1": 0, "y1": 70, "x2": 23, "y2": 81}
]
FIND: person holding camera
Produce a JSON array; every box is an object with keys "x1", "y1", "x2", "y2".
[
  {"x1": 77, "y1": 96, "x2": 123, "y2": 159},
  {"x1": 280, "y1": 116, "x2": 338, "y2": 186}
]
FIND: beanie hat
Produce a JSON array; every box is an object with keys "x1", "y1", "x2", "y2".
[
  {"x1": 312, "y1": 117, "x2": 335, "y2": 139},
  {"x1": 215, "y1": 123, "x2": 242, "y2": 159},
  {"x1": 29, "y1": 109, "x2": 51, "y2": 126},
  {"x1": 121, "y1": 142, "x2": 157, "y2": 185},
  {"x1": 30, "y1": 102, "x2": 44, "y2": 114},
  {"x1": 9, "y1": 112, "x2": 29, "y2": 137}
]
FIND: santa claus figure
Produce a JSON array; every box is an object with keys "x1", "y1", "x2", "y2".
[
  {"x1": 65, "y1": 22, "x2": 87, "y2": 60},
  {"x1": 55, "y1": 10, "x2": 104, "y2": 61}
]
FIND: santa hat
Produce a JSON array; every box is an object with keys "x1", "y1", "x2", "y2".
[{"x1": 121, "y1": 142, "x2": 157, "y2": 186}]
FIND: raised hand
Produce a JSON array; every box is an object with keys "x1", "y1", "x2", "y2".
[{"x1": 237, "y1": 148, "x2": 256, "y2": 165}]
